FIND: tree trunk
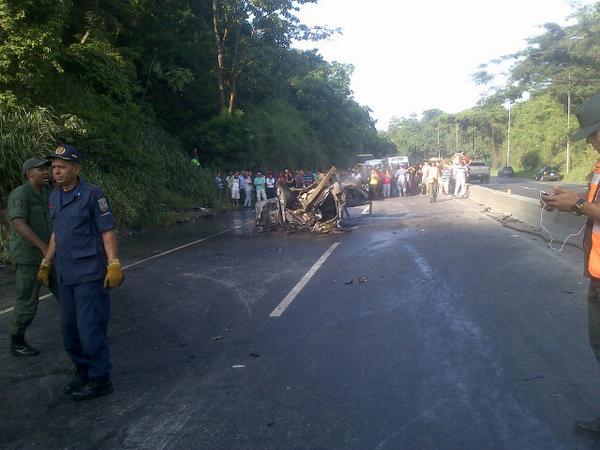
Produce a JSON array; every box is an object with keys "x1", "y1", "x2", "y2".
[
  {"x1": 140, "y1": 52, "x2": 157, "y2": 108},
  {"x1": 212, "y1": 0, "x2": 226, "y2": 113},
  {"x1": 227, "y1": 20, "x2": 242, "y2": 114}
]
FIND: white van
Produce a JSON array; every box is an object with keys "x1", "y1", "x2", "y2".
[{"x1": 385, "y1": 156, "x2": 409, "y2": 168}]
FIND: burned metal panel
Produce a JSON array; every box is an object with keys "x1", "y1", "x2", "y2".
[
  {"x1": 342, "y1": 182, "x2": 370, "y2": 208},
  {"x1": 255, "y1": 198, "x2": 282, "y2": 231}
]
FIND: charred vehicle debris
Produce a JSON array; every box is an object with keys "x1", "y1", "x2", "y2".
[{"x1": 255, "y1": 167, "x2": 371, "y2": 233}]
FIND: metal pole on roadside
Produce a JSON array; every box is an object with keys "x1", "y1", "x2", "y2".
[
  {"x1": 455, "y1": 123, "x2": 459, "y2": 153},
  {"x1": 507, "y1": 100, "x2": 511, "y2": 166},
  {"x1": 566, "y1": 75, "x2": 571, "y2": 174}
]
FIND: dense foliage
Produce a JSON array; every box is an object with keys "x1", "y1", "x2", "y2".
[
  {"x1": 0, "y1": 0, "x2": 390, "y2": 219},
  {"x1": 385, "y1": 3, "x2": 600, "y2": 180},
  {"x1": 0, "y1": 0, "x2": 393, "y2": 262}
]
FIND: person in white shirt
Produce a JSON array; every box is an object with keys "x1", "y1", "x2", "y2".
[
  {"x1": 453, "y1": 161, "x2": 468, "y2": 198},
  {"x1": 420, "y1": 162, "x2": 430, "y2": 195},
  {"x1": 265, "y1": 171, "x2": 277, "y2": 199},
  {"x1": 426, "y1": 161, "x2": 440, "y2": 203},
  {"x1": 441, "y1": 164, "x2": 451, "y2": 195},
  {"x1": 395, "y1": 165, "x2": 408, "y2": 197},
  {"x1": 231, "y1": 172, "x2": 240, "y2": 206},
  {"x1": 244, "y1": 173, "x2": 254, "y2": 207}
]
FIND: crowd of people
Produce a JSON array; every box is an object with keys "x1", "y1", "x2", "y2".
[
  {"x1": 364, "y1": 156, "x2": 471, "y2": 203},
  {"x1": 215, "y1": 169, "x2": 328, "y2": 207},
  {"x1": 209, "y1": 153, "x2": 474, "y2": 208}
]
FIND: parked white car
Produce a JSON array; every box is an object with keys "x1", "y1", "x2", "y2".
[{"x1": 467, "y1": 162, "x2": 491, "y2": 183}]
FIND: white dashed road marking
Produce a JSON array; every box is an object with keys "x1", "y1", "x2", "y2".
[
  {"x1": 270, "y1": 242, "x2": 341, "y2": 318},
  {"x1": 0, "y1": 221, "x2": 253, "y2": 317}
]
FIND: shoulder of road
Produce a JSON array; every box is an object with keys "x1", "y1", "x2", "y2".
[{"x1": 470, "y1": 176, "x2": 587, "y2": 248}]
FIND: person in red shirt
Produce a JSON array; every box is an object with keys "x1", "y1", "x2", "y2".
[{"x1": 382, "y1": 169, "x2": 392, "y2": 198}]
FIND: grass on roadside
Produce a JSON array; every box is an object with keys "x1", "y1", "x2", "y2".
[
  {"x1": 0, "y1": 104, "x2": 232, "y2": 265},
  {"x1": 0, "y1": 221, "x2": 8, "y2": 266}
]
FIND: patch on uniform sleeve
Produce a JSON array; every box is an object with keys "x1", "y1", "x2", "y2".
[
  {"x1": 12, "y1": 198, "x2": 24, "y2": 208},
  {"x1": 98, "y1": 198, "x2": 109, "y2": 212}
]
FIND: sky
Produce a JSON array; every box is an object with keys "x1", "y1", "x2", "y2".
[{"x1": 294, "y1": 0, "x2": 597, "y2": 130}]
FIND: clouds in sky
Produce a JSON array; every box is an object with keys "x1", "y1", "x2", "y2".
[{"x1": 295, "y1": 0, "x2": 595, "y2": 129}]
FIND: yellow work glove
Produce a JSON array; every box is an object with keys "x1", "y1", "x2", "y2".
[
  {"x1": 104, "y1": 259, "x2": 124, "y2": 288},
  {"x1": 36, "y1": 258, "x2": 52, "y2": 287}
]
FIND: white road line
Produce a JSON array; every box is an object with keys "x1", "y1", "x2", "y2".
[
  {"x1": 269, "y1": 242, "x2": 341, "y2": 318},
  {"x1": 403, "y1": 244, "x2": 433, "y2": 280},
  {"x1": 0, "y1": 306, "x2": 15, "y2": 315},
  {"x1": 0, "y1": 293, "x2": 54, "y2": 317},
  {"x1": 0, "y1": 221, "x2": 252, "y2": 317},
  {"x1": 122, "y1": 225, "x2": 248, "y2": 270}
]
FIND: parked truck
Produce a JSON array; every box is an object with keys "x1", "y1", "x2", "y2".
[{"x1": 467, "y1": 161, "x2": 490, "y2": 183}]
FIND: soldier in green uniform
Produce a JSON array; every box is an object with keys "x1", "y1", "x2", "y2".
[{"x1": 7, "y1": 157, "x2": 59, "y2": 356}]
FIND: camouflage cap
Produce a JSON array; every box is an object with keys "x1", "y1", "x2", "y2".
[{"x1": 22, "y1": 157, "x2": 50, "y2": 175}]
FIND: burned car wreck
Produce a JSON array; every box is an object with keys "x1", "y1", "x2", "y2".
[{"x1": 255, "y1": 167, "x2": 371, "y2": 233}]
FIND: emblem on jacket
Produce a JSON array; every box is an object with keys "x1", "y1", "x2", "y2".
[{"x1": 98, "y1": 198, "x2": 109, "y2": 212}]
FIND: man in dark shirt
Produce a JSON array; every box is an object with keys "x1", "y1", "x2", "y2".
[
  {"x1": 303, "y1": 169, "x2": 314, "y2": 187},
  {"x1": 37, "y1": 145, "x2": 124, "y2": 400},
  {"x1": 7, "y1": 157, "x2": 59, "y2": 356}
]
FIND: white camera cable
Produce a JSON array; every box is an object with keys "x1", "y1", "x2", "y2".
[{"x1": 539, "y1": 191, "x2": 586, "y2": 252}]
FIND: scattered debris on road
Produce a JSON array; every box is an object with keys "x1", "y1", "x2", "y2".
[
  {"x1": 359, "y1": 277, "x2": 368, "y2": 284},
  {"x1": 523, "y1": 375, "x2": 545, "y2": 382},
  {"x1": 232, "y1": 365, "x2": 246, "y2": 369}
]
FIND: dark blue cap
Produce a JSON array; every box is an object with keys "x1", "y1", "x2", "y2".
[{"x1": 47, "y1": 144, "x2": 82, "y2": 163}]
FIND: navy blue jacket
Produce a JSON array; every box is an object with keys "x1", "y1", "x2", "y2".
[{"x1": 49, "y1": 180, "x2": 116, "y2": 285}]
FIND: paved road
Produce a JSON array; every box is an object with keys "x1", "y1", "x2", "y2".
[
  {"x1": 1, "y1": 196, "x2": 600, "y2": 449},
  {"x1": 476, "y1": 176, "x2": 586, "y2": 200}
]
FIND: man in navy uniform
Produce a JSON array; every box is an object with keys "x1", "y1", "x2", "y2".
[{"x1": 37, "y1": 144, "x2": 124, "y2": 400}]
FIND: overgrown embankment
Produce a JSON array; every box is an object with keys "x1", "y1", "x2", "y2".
[
  {"x1": 0, "y1": 1, "x2": 396, "y2": 264},
  {"x1": 0, "y1": 105, "x2": 226, "y2": 264}
]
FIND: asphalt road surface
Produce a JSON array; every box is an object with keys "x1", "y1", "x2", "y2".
[
  {"x1": 476, "y1": 175, "x2": 586, "y2": 200},
  {"x1": 2, "y1": 195, "x2": 600, "y2": 449}
]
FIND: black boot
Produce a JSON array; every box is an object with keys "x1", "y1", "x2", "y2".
[
  {"x1": 71, "y1": 375, "x2": 113, "y2": 401},
  {"x1": 64, "y1": 366, "x2": 88, "y2": 395},
  {"x1": 10, "y1": 335, "x2": 39, "y2": 357}
]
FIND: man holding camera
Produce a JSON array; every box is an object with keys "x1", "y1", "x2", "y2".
[{"x1": 543, "y1": 94, "x2": 600, "y2": 434}]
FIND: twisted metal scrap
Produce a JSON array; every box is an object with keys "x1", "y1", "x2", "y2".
[{"x1": 254, "y1": 166, "x2": 346, "y2": 234}]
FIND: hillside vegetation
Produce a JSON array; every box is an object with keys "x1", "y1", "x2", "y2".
[{"x1": 0, "y1": 0, "x2": 392, "y2": 261}]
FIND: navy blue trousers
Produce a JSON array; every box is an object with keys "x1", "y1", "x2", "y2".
[{"x1": 59, "y1": 280, "x2": 111, "y2": 379}]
